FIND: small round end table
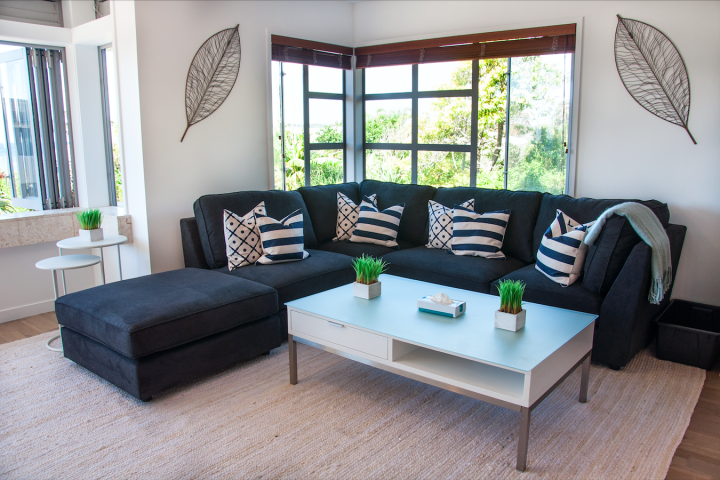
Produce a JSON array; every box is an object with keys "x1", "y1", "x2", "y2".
[{"x1": 35, "y1": 254, "x2": 102, "y2": 352}]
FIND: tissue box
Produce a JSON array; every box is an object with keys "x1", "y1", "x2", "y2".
[{"x1": 417, "y1": 296, "x2": 466, "y2": 317}]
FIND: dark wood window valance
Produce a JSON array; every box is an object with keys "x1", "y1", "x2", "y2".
[
  {"x1": 355, "y1": 24, "x2": 576, "y2": 69},
  {"x1": 271, "y1": 35, "x2": 353, "y2": 70}
]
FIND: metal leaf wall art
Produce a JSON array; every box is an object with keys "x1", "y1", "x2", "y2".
[
  {"x1": 182, "y1": 24, "x2": 241, "y2": 142},
  {"x1": 614, "y1": 15, "x2": 695, "y2": 144}
]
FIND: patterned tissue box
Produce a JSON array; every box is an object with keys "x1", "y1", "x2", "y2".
[{"x1": 417, "y1": 295, "x2": 466, "y2": 318}]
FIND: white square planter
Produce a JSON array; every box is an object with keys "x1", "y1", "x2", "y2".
[
  {"x1": 79, "y1": 228, "x2": 103, "y2": 242},
  {"x1": 354, "y1": 281, "x2": 381, "y2": 299},
  {"x1": 495, "y1": 309, "x2": 526, "y2": 332}
]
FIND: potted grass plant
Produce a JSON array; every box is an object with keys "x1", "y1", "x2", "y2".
[
  {"x1": 495, "y1": 280, "x2": 526, "y2": 331},
  {"x1": 76, "y1": 208, "x2": 104, "y2": 241},
  {"x1": 352, "y1": 254, "x2": 388, "y2": 299}
]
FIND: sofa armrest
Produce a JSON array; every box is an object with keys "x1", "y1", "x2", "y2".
[
  {"x1": 180, "y1": 217, "x2": 210, "y2": 270},
  {"x1": 594, "y1": 223, "x2": 686, "y2": 368}
]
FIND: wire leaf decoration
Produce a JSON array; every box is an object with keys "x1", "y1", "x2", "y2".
[
  {"x1": 182, "y1": 24, "x2": 241, "y2": 142},
  {"x1": 615, "y1": 15, "x2": 695, "y2": 144}
]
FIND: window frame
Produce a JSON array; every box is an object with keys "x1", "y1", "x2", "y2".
[
  {"x1": 274, "y1": 61, "x2": 348, "y2": 189},
  {"x1": 0, "y1": 40, "x2": 77, "y2": 210},
  {"x1": 362, "y1": 55, "x2": 574, "y2": 192},
  {"x1": 98, "y1": 43, "x2": 117, "y2": 206}
]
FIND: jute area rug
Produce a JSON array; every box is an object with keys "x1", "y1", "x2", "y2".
[{"x1": 0, "y1": 332, "x2": 705, "y2": 479}]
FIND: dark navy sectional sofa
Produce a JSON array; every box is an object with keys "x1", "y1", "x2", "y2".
[{"x1": 183, "y1": 180, "x2": 686, "y2": 371}]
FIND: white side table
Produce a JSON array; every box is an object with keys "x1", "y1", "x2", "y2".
[
  {"x1": 56, "y1": 234, "x2": 127, "y2": 292},
  {"x1": 35, "y1": 254, "x2": 102, "y2": 352}
]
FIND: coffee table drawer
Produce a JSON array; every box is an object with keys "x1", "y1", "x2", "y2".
[{"x1": 290, "y1": 311, "x2": 388, "y2": 359}]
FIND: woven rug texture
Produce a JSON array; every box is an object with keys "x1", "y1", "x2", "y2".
[{"x1": 0, "y1": 332, "x2": 705, "y2": 479}]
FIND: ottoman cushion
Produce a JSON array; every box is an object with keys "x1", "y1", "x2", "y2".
[{"x1": 55, "y1": 268, "x2": 278, "y2": 359}]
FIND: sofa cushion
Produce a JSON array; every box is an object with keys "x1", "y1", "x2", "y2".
[
  {"x1": 360, "y1": 180, "x2": 436, "y2": 246},
  {"x1": 491, "y1": 264, "x2": 603, "y2": 314},
  {"x1": 55, "y1": 268, "x2": 279, "y2": 359},
  {"x1": 298, "y1": 182, "x2": 361, "y2": 244},
  {"x1": 583, "y1": 200, "x2": 670, "y2": 295},
  {"x1": 384, "y1": 246, "x2": 527, "y2": 294},
  {"x1": 216, "y1": 249, "x2": 355, "y2": 306},
  {"x1": 318, "y1": 239, "x2": 415, "y2": 258},
  {"x1": 194, "y1": 190, "x2": 317, "y2": 269},
  {"x1": 432, "y1": 187, "x2": 543, "y2": 264}
]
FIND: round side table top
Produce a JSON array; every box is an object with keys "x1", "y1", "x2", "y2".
[
  {"x1": 35, "y1": 254, "x2": 102, "y2": 271},
  {"x1": 57, "y1": 234, "x2": 128, "y2": 250}
]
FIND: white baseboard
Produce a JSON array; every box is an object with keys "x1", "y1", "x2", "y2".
[{"x1": 0, "y1": 300, "x2": 55, "y2": 324}]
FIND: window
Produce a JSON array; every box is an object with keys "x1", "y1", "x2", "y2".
[
  {"x1": 358, "y1": 25, "x2": 574, "y2": 194},
  {"x1": 270, "y1": 36, "x2": 351, "y2": 191},
  {"x1": 99, "y1": 45, "x2": 123, "y2": 206},
  {"x1": 0, "y1": 42, "x2": 76, "y2": 212}
]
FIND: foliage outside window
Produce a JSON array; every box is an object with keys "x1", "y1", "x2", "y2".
[
  {"x1": 364, "y1": 55, "x2": 572, "y2": 194},
  {"x1": 272, "y1": 62, "x2": 345, "y2": 191}
]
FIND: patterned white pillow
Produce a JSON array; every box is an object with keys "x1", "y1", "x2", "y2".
[
  {"x1": 536, "y1": 210, "x2": 593, "y2": 286},
  {"x1": 450, "y1": 206, "x2": 511, "y2": 259},
  {"x1": 255, "y1": 209, "x2": 310, "y2": 264},
  {"x1": 349, "y1": 196, "x2": 405, "y2": 248},
  {"x1": 427, "y1": 199, "x2": 475, "y2": 249},
  {"x1": 334, "y1": 192, "x2": 377, "y2": 241},
  {"x1": 223, "y1": 202, "x2": 266, "y2": 271}
]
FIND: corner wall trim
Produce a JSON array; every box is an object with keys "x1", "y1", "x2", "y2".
[{"x1": 0, "y1": 300, "x2": 55, "y2": 324}]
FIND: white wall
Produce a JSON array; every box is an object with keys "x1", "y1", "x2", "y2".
[
  {"x1": 131, "y1": 1, "x2": 719, "y2": 305},
  {"x1": 131, "y1": 1, "x2": 354, "y2": 274}
]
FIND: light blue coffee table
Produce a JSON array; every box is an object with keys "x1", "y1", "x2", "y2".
[{"x1": 286, "y1": 274, "x2": 597, "y2": 472}]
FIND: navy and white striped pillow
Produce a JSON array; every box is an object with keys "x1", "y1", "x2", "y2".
[
  {"x1": 255, "y1": 209, "x2": 310, "y2": 265},
  {"x1": 348, "y1": 196, "x2": 405, "y2": 248},
  {"x1": 450, "y1": 206, "x2": 510, "y2": 259},
  {"x1": 536, "y1": 210, "x2": 592, "y2": 286}
]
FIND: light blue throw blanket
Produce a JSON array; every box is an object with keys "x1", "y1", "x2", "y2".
[{"x1": 584, "y1": 202, "x2": 671, "y2": 304}]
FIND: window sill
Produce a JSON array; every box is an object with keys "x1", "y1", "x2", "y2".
[{"x1": 0, "y1": 206, "x2": 132, "y2": 249}]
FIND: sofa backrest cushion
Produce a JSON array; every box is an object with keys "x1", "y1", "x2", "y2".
[
  {"x1": 360, "y1": 180, "x2": 436, "y2": 246},
  {"x1": 432, "y1": 187, "x2": 543, "y2": 263},
  {"x1": 298, "y1": 182, "x2": 360, "y2": 245},
  {"x1": 583, "y1": 200, "x2": 670, "y2": 295},
  {"x1": 194, "y1": 190, "x2": 317, "y2": 269}
]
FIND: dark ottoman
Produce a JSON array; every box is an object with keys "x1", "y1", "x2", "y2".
[{"x1": 56, "y1": 268, "x2": 280, "y2": 401}]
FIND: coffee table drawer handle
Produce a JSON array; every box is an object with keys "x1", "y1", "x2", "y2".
[{"x1": 326, "y1": 321, "x2": 345, "y2": 328}]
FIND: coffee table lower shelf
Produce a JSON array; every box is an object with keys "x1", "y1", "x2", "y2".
[{"x1": 287, "y1": 312, "x2": 592, "y2": 472}]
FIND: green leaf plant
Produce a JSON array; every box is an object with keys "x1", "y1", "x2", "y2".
[
  {"x1": 76, "y1": 209, "x2": 104, "y2": 230},
  {"x1": 352, "y1": 254, "x2": 388, "y2": 285},
  {"x1": 496, "y1": 279, "x2": 526, "y2": 315}
]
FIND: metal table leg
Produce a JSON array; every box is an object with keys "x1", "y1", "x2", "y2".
[
  {"x1": 58, "y1": 247, "x2": 67, "y2": 295},
  {"x1": 117, "y1": 244, "x2": 123, "y2": 280},
  {"x1": 517, "y1": 407, "x2": 531, "y2": 472},
  {"x1": 579, "y1": 355, "x2": 590, "y2": 403},
  {"x1": 289, "y1": 334, "x2": 298, "y2": 385},
  {"x1": 46, "y1": 269, "x2": 62, "y2": 352},
  {"x1": 99, "y1": 248, "x2": 106, "y2": 285}
]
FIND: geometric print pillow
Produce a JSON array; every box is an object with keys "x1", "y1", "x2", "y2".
[
  {"x1": 536, "y1": 210, "x2": 593, "y2": 287},
  {"x1": 449, "y1": 206, "x2": 511, "y2": 259},
  {"x1": 223, "y1": 202, "x2": 266, "y2": 271},
  {"x1": 427, "y1": 199, "x2": 475, "y2": 250},
  {"x1": 333, "y1": 192, "x2": 377, "y2": 241}
]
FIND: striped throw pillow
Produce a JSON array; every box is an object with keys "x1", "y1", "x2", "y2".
[
  {"x1": 255, "y1": 209, "x2": 310, "y2": 265},
  {"x1": 450, "y1": 206, "x2": 510, "y2": 259},
  {"x1": 333, "y1": 192, "x2": 377, "y2": 241},
  {"x1": 536, "y1": 210, "x2": 592, "y2": 286},
  {"x1": 348, "y1": 196, "x2": 405, "y2": 248},
  {"x1": 427, "y1": 199, "x2": 475, "y2": 250},
  {"x1": 223, "y1": 202, "x2": 266, "y2": 271}
]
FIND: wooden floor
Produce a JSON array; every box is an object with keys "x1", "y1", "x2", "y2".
[{"x1": 0, "y1": 313, "x2": 717, "y2": 479}]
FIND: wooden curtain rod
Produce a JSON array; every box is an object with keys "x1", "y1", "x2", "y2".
[{"x1": 355, "y1": 24, "x2": 576, "y2": 56}]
